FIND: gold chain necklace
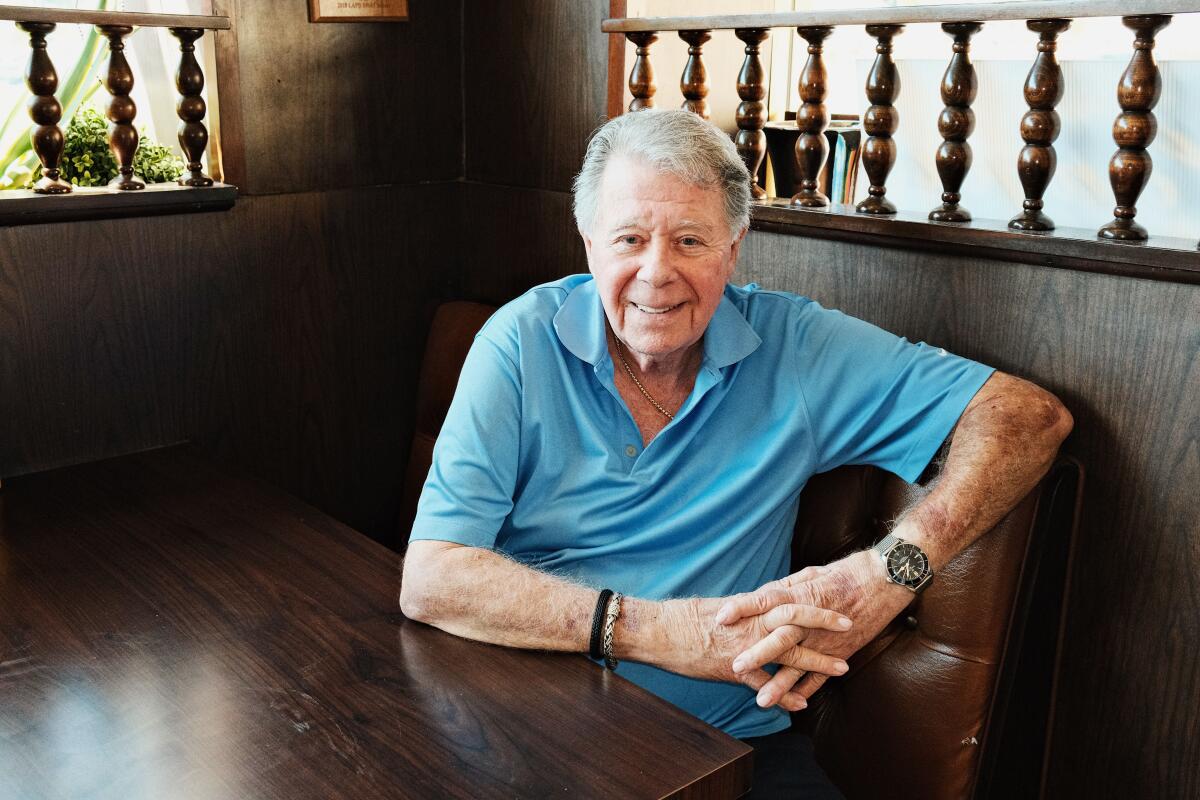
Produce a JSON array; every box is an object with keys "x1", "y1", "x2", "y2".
[{"x1": 612, "y1": 334, "x2": 675, "y2": 420}]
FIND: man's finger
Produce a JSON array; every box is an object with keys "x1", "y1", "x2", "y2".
[
  {"x1": 761, "y1": 603, "x2": 852, "y2": 634},
  {"x1": 735, "y1": 666, "x2": 775, "y2": 692},
  {"x1": 778, "y1": 646, "x2": 848, "y2": 678},
  {"x1": 714, "y1": 587, "x2": 794, "y2": 625},
  {"x1": 755, "y1": 666, "x2": 806, "y2": 709},
  {"x1": 795, "y1": 671, "x2": 830, "y2": 701},
  {"x1": 731, "y1": 625, "x2": 804, "y2": 674},
  {"x1": 733, "y1": 625, "x2": 849, "y2": 675},
  {"x1": 778, "y1": 688, "x2": 809, "y2": 713}
]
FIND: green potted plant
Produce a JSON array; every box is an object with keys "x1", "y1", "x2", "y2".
[{"x1": 37, "y1": 106, "x2": 183, "y2": 187}]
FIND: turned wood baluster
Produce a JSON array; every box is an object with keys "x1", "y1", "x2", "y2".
[
  {"x1": 679, "y1": 30, "x2": 712, "y2": 119},
  {"x1": 626, "y1": 32, "x2": 658, "y2": 111},
  {"x1": 19, "y1": 22, "x2": 71, "y2": 194},
  {"x1": 735, "y1": 28, "x2": 769, "y2": 199},
  {"x1": 856, "y1": 24, "x2": 904, "y2": 215},
  {"x1": 930, "y1": 22, "x2": 981, "y2": 222},
  {"x1": 1010, "y1": 19, "x2": 1070, "y2": 231},
  {"x1": 97, "y1": 25, "x2": 144, "y2": 190},
  {"x1": 1099, "y1": 15, "x2": 1172, "y2": 241},
  {"x1": 169, "y1": 27, "x2": 213, "y2": 187},
  {"x1": 791, "y1": 26, "x2": 834, "y2": 209}
]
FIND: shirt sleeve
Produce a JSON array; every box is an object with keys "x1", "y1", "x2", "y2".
[
  {"x1": 408, "y1": 331, "x2": 522, "y2": 548},
  {"x1": 794, "y1": 303, "x2": 995, "y2": 483}
]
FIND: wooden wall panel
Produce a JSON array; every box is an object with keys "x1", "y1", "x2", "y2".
[
  {"x1": 738, "y1": 231, "x2": 1200, "y2": 799},
  {"x1": 464, "y1": 0, "x2": 610, "y2": 192},
  {"x1": 455, "y1": 182, "x2": 586, "y2": 303},
  {"x1": 0, "y1": 184, "x2": 461, "y2": 541},
  {"x1": 228, "y1": 0, "x2": 463, "y2": 195}
]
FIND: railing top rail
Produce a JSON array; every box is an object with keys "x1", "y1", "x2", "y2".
[
  {"x1": 0, "y1": 6, "x2": 230, "y2": 30},
  {"x1": 602, "y1": 0, "x2": 1200, "y2": 32}
]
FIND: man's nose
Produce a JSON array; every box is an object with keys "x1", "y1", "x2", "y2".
[{"x1": 637, "y1": 238, "x2": 677, "y2": 287}]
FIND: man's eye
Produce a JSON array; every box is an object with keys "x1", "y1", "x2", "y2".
[
  {"x1": 680, "y1": 236, "x2": 701, "y2": 246},
  {"x1": 619, "y1": 235, "x2": 640, "y2": 246}
]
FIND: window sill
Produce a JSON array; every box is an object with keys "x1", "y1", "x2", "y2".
[
  {"x1": 0, "y1": 182, "x2": 237, "y2": 227},
  {"x1": 750, "y1": 201, "x2": 1200, "y2": 286}
]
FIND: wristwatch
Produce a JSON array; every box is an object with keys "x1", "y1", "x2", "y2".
[{"x1": 872, "y1": 534, "x2": 933, "y2": 594}]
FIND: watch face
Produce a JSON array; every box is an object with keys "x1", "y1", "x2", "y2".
[{"x1": 886, "y1": 542, "x2": 929, "y2": 588}]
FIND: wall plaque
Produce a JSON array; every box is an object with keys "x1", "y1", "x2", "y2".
[{"x1": 308, "y1": 0, "x2": 408, "y2": 22}]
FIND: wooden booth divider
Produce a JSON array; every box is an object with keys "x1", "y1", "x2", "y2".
[
  {"x1": 0, "y1": 5, "x2": 234, "y2": 223},
  {"x1": 603, "y1": 1, "x2": 1200, "y2": 270}
]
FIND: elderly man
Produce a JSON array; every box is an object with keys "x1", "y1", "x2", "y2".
[{"x1": 401, "y1": 109, "x2": 1071, "y2": 798}]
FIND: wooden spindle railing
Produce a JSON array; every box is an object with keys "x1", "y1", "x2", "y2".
[
  {"x1": 679, "y1": 29, "x2": 712, "y2": 119},
  {"x1": 1099, "y1": 14, "x2": 1172, "y2": 241},
  {"x1": 99, "y1": 24, "x2": 144, "y2": 191},
  {"x1": 603, "y1": 1, "x2": 1200, "y2": 267},
  {"x1": 626, "y1": 31, "x2": 658, "y2": 111},
  {"x1": 791, "y1": 26, "x2": 833, "y2": 209},
  {"x1": 857, "y1": 24, "x2": 903, "y2": 215},
  {"x1": 19, "y1": 21, "x2": 71, "y2": 194},
  {"x1": 0, "y1": 5, "x2": 233, "y2": 222},
  {"x1": 734, "y1": 28, "x2": 769, "y2": 199},
  {"x1": 1011, "y1": 18, "x2": 1070, "y2": 232},
  {"x1": 170, "y1": 27, "x2": 214, "y2": 187},
  {"x1": 929, "y1": 21, "x2": 981, "y2": 222}
]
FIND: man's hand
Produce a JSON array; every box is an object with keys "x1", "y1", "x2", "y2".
[
  {"x1": 713, "y1": 551, "x2": 913, "y2": 709},
  {"x1": 621, "y1": 574, "x2": 854, "y2": 707}
]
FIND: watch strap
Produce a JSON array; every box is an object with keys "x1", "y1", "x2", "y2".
[{"x1": 872, "y1": 533, "x2": 900, "y2": 557}]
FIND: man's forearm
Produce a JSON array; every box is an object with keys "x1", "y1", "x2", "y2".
[
  {"x1": 400, "y1": 540, "x2": 695, "y2": 659},
  {"x1": 897, "y1": 371, "x2": 1073, "y2": 569},
  {"x1": 401, "y1": 540, "x2": 601, "y2": 652}
]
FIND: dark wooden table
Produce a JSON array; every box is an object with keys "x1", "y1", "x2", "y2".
[{"x1": 0, "y1": 447, "x2": 751, "y2": 800}]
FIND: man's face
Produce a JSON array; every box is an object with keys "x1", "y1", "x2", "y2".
[{"x1": 580, "y1": 155, "x2": 744, "y2": 364}]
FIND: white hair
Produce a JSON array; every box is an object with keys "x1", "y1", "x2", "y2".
[{"x1": 572, "y1": 109, "x2": 751, "y2": 240}]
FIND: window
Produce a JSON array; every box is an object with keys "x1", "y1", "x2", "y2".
[{"x1": 0, "y1": 0, "x2": 218, "y2": 190}]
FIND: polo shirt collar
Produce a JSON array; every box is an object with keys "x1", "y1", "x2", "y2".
[{"x1": 553, "y1": 278, "x2": 761, "y2": 371}]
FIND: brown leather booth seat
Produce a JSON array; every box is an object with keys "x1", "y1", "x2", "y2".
[{"x1": 400, "y1": 301, "x2": 1082, "y2": 800}]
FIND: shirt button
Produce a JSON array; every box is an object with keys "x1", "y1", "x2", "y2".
[{"x1": 624, "y1": 445, "x2": 637, "y2": 457}]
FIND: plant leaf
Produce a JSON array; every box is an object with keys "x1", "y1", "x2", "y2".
[
  {"x1": 58, "y1": 5, "x2": 109, "y2": 112},
  {"x1": 0, "y1": 135, "x2": 34, "y2": 178},
  {"x1": 0, "y1": 94, "x2": 28, "y2": 154}
]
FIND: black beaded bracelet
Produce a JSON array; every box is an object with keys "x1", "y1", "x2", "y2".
[{"x1": 589, "y1": 589, "x2": 614, "y2": 660}]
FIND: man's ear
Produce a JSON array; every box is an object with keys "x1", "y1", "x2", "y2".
[
  {"x1": 726, "y1": 225, "x2": 748, "y2": 273},
  {"x1": 580, "y1": 227, "x2": 595, "y2": 272}
]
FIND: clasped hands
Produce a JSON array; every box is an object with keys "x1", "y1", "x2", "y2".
[{"x1": 677, "y1": 549, "x2": 913, "y2": 712}]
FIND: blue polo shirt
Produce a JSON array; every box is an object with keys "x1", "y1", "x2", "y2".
[{"x1": 411, "y1": 274, "x2": 993, "y2": 739}]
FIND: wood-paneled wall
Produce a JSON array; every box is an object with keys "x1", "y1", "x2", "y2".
[
  {"x1": 464, "y1": 0, "x2": 609, "y2": 193},
  {"x1": 456, "y1": 0, "x2": 607, "y2": 305},
  {"x1": 222, "y1": 0, "x2": 463, "y2": 195}
]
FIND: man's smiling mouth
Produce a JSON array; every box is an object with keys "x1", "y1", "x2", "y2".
[{"x1": 631, "y1": 302, "x2": 683, "y2": 314}]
